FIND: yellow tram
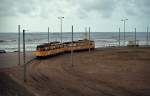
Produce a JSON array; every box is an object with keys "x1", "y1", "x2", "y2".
[
  {"x1": 63, "y1": 39, "x2": 95, "y2": 52},
  {"x1": 33, "y1": 42, "x2": 64, "y2": 57},
  {"x1": 33, "y1": 39, "x2": 95, "y2": 57}
]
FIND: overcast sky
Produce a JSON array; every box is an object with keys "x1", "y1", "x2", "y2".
[{"x1": 0, "y1": 0, "x2": 150, "y2": 32}]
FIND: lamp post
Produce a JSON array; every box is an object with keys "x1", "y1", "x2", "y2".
[
  {"x1": 58, "y1": 17, "x2": 64, "y2": 43},
  {"x1": 121, "y1": 18, "x2": 128, "y2": 46}
]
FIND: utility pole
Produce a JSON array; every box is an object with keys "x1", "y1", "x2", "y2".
[
  {"x1": 135, "y1": 28, "x2": 137, "y2": 46},
  {"x1": 18, "y1": 25, "x2": 21, "y2": 66},
  {"x1": 48, "y1": 27, "x2": 49, "y2": 43},
  {"x1": 88, "y1": 27, "x2": 91, "y2": 53},
  {"x1": 147, "y1": 26, "x2": 149, "y2": 46},
  {"x1": 85, "y1": 27, "x2": 88, "y2": 39},
  {"x1": 119, "y1": 28, "x2": 120, "y2": 47},
  {"x1": 23, "y1": 29, "x2": 27, "y2": 82},
  {"x1": 71, "y1": 25, "x2": 74, "y2": 67}
]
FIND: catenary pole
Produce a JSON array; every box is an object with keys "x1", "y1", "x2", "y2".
[
  {"x1": 147, "y1": 26, "x2": 149, "y2": 46},
  {"x1": 18, "y1": 25, "x2": 21, "y2": 66},
  {"x1": 135, "y1": 28, "x2": 137, "y2": 46},
  {"x1": 88, "y1": 27, "x2": 91, "y2": 53},
  {"x1": 119, "y1": 28, "x2": 120, "y2": 47},
  {"x1": 121, "y1": 19, "x2": 128, "y2": 46},
  {"x1": 48, "y1": 27, "x2": 50, "y2": 43},
  {"x1": 71, "y1": 25, "x2": 74, "y2": 67},
  {"x1": 58, "y1": 17, "x2": 64, "y2": 43},
  {"x1": 23, "y1": 29, "x2": 27, "y2": 82}
]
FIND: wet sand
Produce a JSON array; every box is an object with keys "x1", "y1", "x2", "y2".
[{"x1": 1, "y1": 47, "x2": 150, "y2": 96}]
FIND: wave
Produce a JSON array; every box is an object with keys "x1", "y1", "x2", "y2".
[
  {"x1": 0, "y1": 39, "x2": 41, "y2": 43},
  {"x1": 95, "y1": 39, "x2": 117, "y2": 42},
  {"x1": 26, "y1": 39, "x2": 41, "y2": 42},
  {"x1": 0, "y1": 39, "x2": 16, "y2": 42}
]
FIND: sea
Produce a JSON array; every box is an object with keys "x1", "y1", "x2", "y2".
[{"x1": 0, "y1": 32, "x2": 149, "y2": 52}]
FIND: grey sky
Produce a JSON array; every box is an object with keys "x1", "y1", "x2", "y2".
[{"x1": 0, "y1": 0, "x2": 149, "y2": 32}]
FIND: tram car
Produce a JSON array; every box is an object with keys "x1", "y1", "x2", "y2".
[
  {"x1": 63, "y1": 39, "x2": 95, "y2": 52},
  {"x1": 33, "y1": 41, "x2": 64, "y2": 57},
  {"x1": 33, "y1": 39, "x2": 95, "y2": 57}
]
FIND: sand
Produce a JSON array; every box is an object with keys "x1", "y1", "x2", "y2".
[
  {"x1": 1, "y1": 47, "x2": 150, "y2": 96},
  {"x1": 0, "y1": 52, "x2": 34, "y2": 68}
]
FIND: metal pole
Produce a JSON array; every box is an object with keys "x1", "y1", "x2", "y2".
[
  {"x1": 61, "y1": 19, "x2": 62, "y2": 43},
  {"x1": 135, "y1": 28, "x2": 137, "y2": 46},
  {"x1": 58, "y1": 17, "x2": 64, "y2": 43},
  {"x1": 23, "y1": 29, "x2": 27, "y2": 82},
  {"x1": 89, "y1": 27, "x2": 91, "y2": 53},
  {"x1": 85, "y1": 27, "x2": 87, "y2": 39},
  {"x1": 18, "y1": 25, "x2": 21, "y2": 66},
  {"x1": 55, "y1": 32, "x2": 57, "y2": 41},
  {"x1": 124, "y1": 20, "x2": 125, "y2": 46},
  {"x1": 71, "y1": 25, "x2": 74, "y2": 67},
  {"x1": 51, "y1": 28, "x2": 53, "y2": 42},
  {"x1": 48, "y1": 27, "x2": 50, "y2": 43},
  {"x1": 121, "y1": 19, "x2": 128, "y2": 46},
  {"x1": 119, "y1": 28, "x2": 120, "y2": 47},
  {"x1": 147, "y1": 26, "x2": 149, "y2": 46}
]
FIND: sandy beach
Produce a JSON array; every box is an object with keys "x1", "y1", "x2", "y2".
[
  {"x1": 0, "y1": 52, "x2": 34, "y2": 68},
  {"x1": 0, "y1": 47, "x2": 150, "y2": 96}
]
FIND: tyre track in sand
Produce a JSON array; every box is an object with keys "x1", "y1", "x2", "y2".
[
  {"x1": 27, "y1": 49, "x2": 148, "y2": 96},
  {"x1": 61, "y1": 61, "x2": 140, "y2": 96}
]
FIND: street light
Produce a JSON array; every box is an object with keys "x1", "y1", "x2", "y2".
[
  {"x1": 121, "y1": 18, "x2": 128, "y2": 46},
  {"x1": 58, "y1": 17, "x2": 64, "y2": 43}
]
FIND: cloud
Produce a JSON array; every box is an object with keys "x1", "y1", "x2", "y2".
[
  {"x1": 75, "y1": 0, "x2": 118, "y2": 18},
  {"x1": 0, "y1": 0, "x2": 37, "y2": 16},
  {"x1": 73, "y1": 0, "x2": 150, "y2": 20},
  {"x1": 116, "y1": 0, "x2": 150, "y2": 25},
  {"x1": 0, "y1": 0, "x2": 150, "y2": 21},
  {"x1": 0, "y1": 0, "x2": 118, "y2": 18},
  {"x1": 121, "y1": 0, "x2": 150, "y2": 17}
]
